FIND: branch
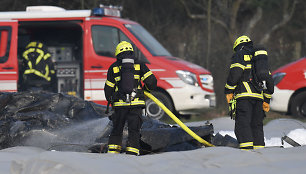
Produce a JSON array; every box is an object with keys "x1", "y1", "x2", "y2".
[
  {"x1": 230, "y1": 0, "x2": 242, "y2": 32},
  {"x1": 180, "y1": 0, "x2": 230, "y2": 34},
  {"x1": 180, "y1": 0, "x2": 206, "y2": 19},
  {"x1": 190, "y1": 0, "x2": 206, "y2": 11},
  {"x1": 245, "y1": 7, "x2": 263, "y2": 35},
  {"x1": 211, "y1": 16, "x2": 230, "y2": 34},
  {"x1": 260, "y1": 0, "x2": 298, "y2": 44}
]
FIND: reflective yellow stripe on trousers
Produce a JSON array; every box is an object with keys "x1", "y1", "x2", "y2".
[
  {"x1": 240, "y1": 142, "x2": 253, "y2": 148},
  {"x1": 126, "y1": 147, "x2": 139, "y2": 155}
]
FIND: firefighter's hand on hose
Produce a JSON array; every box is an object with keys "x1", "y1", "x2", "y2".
[
  {"x1": 263, "y1": 102, "x2": 270, "y2": 112},
  {"x1": 226, "y1": 93, "x2": 234, "y2": 103}
]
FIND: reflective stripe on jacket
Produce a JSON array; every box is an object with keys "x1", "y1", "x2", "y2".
[
  {"x1": 22, "y1": 42, "x2": 55, "y2": 82},
  {"x1": 224, "y1": 46, "x2": 263, "y2": 100},
  {"x1": 104, "y1": 60, "x2": 157, "y2": 108}
]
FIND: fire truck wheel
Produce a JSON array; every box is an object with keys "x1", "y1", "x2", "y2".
[
  {"x1": 290, "y1": 91, "x2": 306, "y2": 117},
  {"x1": 145, "y1": 91, "x2": 174, "y2": 120}
]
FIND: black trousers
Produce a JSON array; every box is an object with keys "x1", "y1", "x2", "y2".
[
  {"x1": 235, "y1": 99, "x2": 265, "y2": 148},
  {"x1": 108, "y1": 107, "x2": 143, "y2": 149}
]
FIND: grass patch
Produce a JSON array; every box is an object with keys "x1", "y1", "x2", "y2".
[
  {"x1": 263, "y1": 111, "x2": 293, "y2": 125},
  {"x1": 264, "y1": 111, "x2": 306, "y2": 124}
]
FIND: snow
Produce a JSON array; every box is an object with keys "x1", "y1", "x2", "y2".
[
  {"x1": 209, "y1": 117, "x2": 306, "y2": 148},
  {"x1": 1, "y1": 117, "x2": 306, "y2": 174}
]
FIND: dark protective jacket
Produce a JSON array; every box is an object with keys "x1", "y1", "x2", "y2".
[
  {"x1": 104, "y1": 60, "x2": 157, "y2": 108},
  {"x1": 22, "y1": 41, "x2": 56, "y2": 89},
  {"x1": 224, "y1": 46, "x2": 273, "y2": 103}
]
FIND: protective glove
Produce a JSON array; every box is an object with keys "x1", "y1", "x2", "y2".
[
  {"x1": 228, "y1": 99, "x2": 237, "y2": 120},
  {"x1": 263, "y1": 102, "x2": 270, "y2": 112},
  {"x1": 226, "y1": 93, "x2": 234, "y2": 103}
]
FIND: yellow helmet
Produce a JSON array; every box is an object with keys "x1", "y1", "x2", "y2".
[
  {"x1": 115, "y1": 41, "x2": 134, "y2": 56},
  {"x1": 233, "y1": 35, "x2": 251, "y2": 51}
]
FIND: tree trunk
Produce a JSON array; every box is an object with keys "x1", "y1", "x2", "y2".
[
  {"x1": 206, "y1": 0, "x2": 212, "y2": 69},
  {"x1": 80, "y1": 0, "x2": 84, "y2": 9},
  {"x1": 293, "y1": 41, "x2": 301, "y2": 60}
]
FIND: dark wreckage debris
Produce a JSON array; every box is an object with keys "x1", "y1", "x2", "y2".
[{"x1": 0, "y1": 91, "x2": 232, "y2": 154}]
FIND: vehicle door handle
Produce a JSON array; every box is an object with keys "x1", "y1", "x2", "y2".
[
  {"x1": 2, "y1": 67, "x2": 14, "y2": 70},
  {"x1": 91, "y1": 65, "x2": 103, "y2": 69}
]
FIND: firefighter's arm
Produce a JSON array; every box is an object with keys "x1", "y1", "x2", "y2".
[
  {"x1": 262, "y1": 74, "x2": 274, "y2": 105},
  {"x1": 263, "y1": 83, "x2": 272, "y2": 112},
  {"x1": 141, "y1": 64, "x2": 157, "y2": 91},
  {"x1": 224, "y1": 53, "x2": 245, "y2": 101},
  {"x1": 104, "y1": 66, "x2": 116, "y2": 102}
]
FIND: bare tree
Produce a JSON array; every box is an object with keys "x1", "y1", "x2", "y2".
[
  {"x1": 260, "y1": 0, "x2": 298, "y2": 44},
  {"x1": 179, "y1": 0, "x2": 299, "y2": 109},
  {"x1": 206, "y1": 0, "x2": 212, "y2": 69},
  {"x1": 180, "y1": 0, "x2": 298, "y2": 44}
]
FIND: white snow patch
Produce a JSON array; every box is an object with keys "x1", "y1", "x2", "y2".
[{"x1": 1, "y1": 117, "x2": 306, "y2": 174}]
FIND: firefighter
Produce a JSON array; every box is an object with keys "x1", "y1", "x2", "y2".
[
  {"x1": 224, "y1": 35, "x2": 274, "y2": 150},
  {"x1": 104, "y1": 41, "x2": 157, "y2": 155},
  {"x1": 21, "y1": 41, "x2": 57, "y2": 92}
]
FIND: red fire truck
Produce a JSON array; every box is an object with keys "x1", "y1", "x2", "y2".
[
  {"x1": 0, "y1": 6, "x2": 215, "y2": 119},
  {"x1": 271, "y1": 57, "x2": 306, "y2": 117}
]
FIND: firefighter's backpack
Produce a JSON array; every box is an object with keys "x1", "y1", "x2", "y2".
[
  {"x1": 251, "y1": 46, "x2": 270, "y2": 85},
  {"x1": 119, "y1": 58, "x2": 136, "y2": 100}
]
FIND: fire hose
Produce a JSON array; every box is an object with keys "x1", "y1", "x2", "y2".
[{"x1": 144, "y1": 91, "x2": 214, "y2": 147}]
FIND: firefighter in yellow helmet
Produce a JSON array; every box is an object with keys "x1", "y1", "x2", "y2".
[
  {"x1": 21, "y1": 41, "x2": 57, "y2": 92},
  {"x1": 104, "y1": 41, "x2": 157, "y2": 155},
  {"x1": 224, "y1": 35, "x2": 273, "y2": 150}
]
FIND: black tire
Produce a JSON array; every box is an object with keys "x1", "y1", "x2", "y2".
[
  {"x1": 290, "y1": 91, "x2": 306, "y2": 117},
  {"x1": 145, "y1": 91, "x2": 174, "y2": 120}
]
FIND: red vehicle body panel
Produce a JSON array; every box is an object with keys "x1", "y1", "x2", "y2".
[
  {"x1": 0, "y1": 21, "x2": 18, "y2": 92},
  {"x1": 273, "y1": 58, "x2": 306, "y2": 91},
  {"x1": 0, "y1": 7, "x2": 216, "y2": 114}
]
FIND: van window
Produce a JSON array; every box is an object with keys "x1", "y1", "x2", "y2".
[
  {"x1": 91, "y1": 25, "x2": 148, "y2": 63},
  {"x1": 92, "y1": 25, "x2": 118, "y2": 57},
  {"x1": 0, "y1": 27, "x2": 11, "y2": 63},
  {"x1": 125, "y1": 24, "x2": 171, "y2": 57}
]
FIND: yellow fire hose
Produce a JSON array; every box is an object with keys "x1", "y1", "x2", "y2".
[{"x1": 144, "y1": 91, "x2": 214, "y2": 147}]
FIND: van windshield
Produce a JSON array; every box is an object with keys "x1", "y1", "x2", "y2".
[{"x1": 125, "y1": 24, "x2": 172, "y2": 57}]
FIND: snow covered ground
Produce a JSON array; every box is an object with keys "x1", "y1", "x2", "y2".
[{"x1": 1, "y1": 117, "x2": 306, "y2": 174}]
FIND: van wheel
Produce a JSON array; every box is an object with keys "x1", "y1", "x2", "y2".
[
  {"x1": 145, "y1": 91, "x2": 174, "y2": 120},
  {"x1": 290, "y1": 91, "x2": 306, "y2": 117}
]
